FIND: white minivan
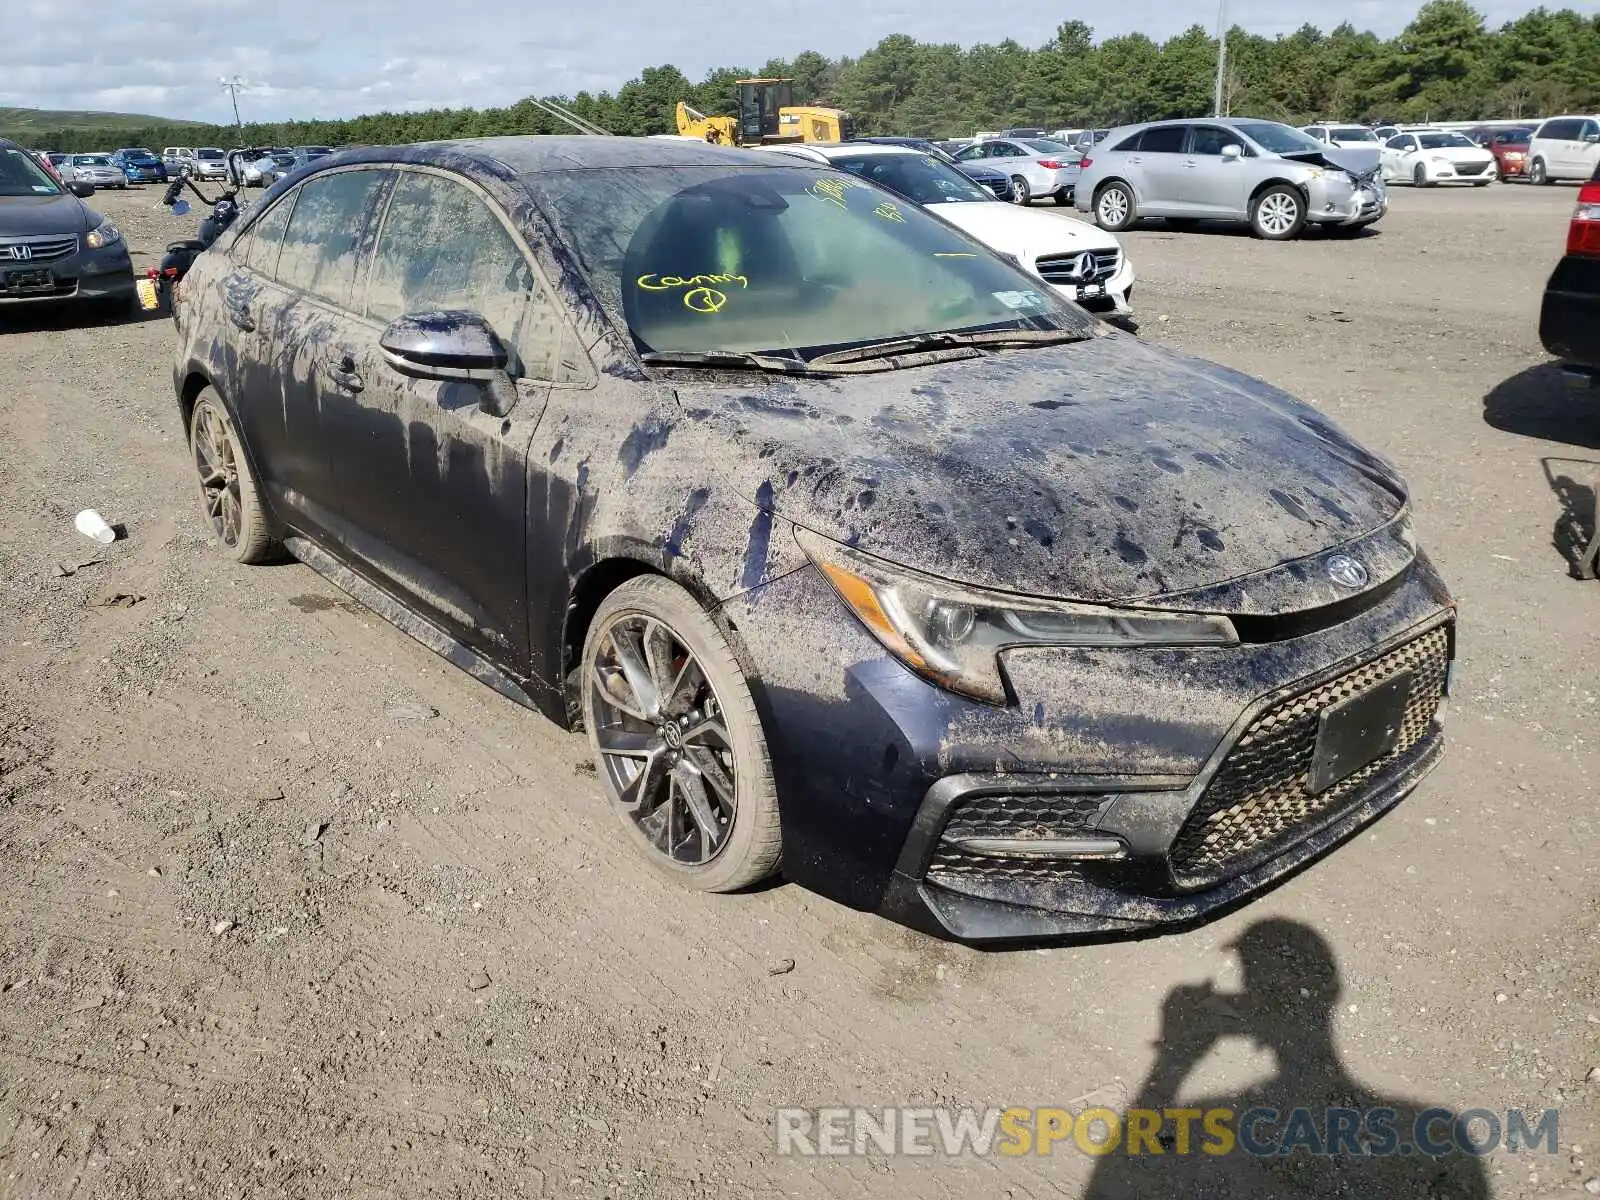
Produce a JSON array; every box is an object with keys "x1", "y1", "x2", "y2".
[{"x1": 1527, "y1": 115, "x2": 1600, "y2": 184}]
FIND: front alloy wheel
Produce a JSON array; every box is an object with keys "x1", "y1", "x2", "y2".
[
  {"x1": 582, "y1": 576, "x2": 780, "y2": 891},
  {"x1": 1250, "y1": 186, "x2": 1305, "y2": 240}
]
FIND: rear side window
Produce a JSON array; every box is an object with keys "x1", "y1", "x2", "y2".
[
  {"x1": 238, "y1": 191, "x2": 297, "y2": 279},
  {"x1": 275, "y1": 169, "x2": 389, "y2": 308},
  {"x1": 365, "y1": 171, "x2": 575, "y2": 384},
  {"x1": 1139, "y1": 126, "x2": 1187, "y2": 153}
]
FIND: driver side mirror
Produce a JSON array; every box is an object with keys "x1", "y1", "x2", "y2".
[
  {"x1": 68, "y1": 181, "x2": 96, "y2": 198},
  {"x1": 379, "y1": 310, "x2": 518, "y2": 417},
  {"x1": 1221, "y1": 144, "x2": 1243, "y2": 161}
]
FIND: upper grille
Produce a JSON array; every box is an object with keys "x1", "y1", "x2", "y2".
[
  {"x1": 1035, "y1": 248, "x2": 1120, "y2": 285},
  {"x1": 0, "y1": 236, "x2": 78, "y2": 262},
  {"x1": 1455, "y1": 161, "x2": 1490, "y2": 176},
  {"x1": 1169, "y1": 624, "x2": 1450, "y2": 888},
  {"x1": 982, "y1": 177, "x2": 1013, "y2": 200}
]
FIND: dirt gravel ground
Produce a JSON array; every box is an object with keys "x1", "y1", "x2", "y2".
[{"x1": 0, "y1": 179, "x2": 1596, "y2": 1199}]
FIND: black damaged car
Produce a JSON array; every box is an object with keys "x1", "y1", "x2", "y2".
[{"x1": 169, "y1": 138, "x2": 1455, "y2": 943}]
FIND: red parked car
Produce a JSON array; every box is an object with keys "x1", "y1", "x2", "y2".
[{"x1": 1468, "y1": 126, "x2": 1536, "y2": 181}]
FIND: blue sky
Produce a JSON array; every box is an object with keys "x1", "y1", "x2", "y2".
[{"x1": 1, "y1": 0, "x2": 1560, "y2": 126}]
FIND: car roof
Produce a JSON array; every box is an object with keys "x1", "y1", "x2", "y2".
[{"x1": 326, "y1": 135, "x2": 801, "y2": 177}]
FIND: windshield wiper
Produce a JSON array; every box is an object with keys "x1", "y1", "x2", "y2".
[
  {"x1": 808, "y1": 326, "x2": 1086, "y2": 366},
  {"x1": 640, "y1": 349, "x2": 826, "y2": 375}
]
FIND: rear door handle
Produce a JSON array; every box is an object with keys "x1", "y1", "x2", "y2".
[{"x1": 321, "y1": 356, "x2": 364, "y2": 393}]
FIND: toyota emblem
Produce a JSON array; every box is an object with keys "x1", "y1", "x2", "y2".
[{"x1": 1326, "y1": 554, "x2": 1368, "y2": 589}]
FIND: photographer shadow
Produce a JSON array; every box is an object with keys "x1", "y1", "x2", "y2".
[{"x1": 1084, "y1": 919, "x2": 1490, "y2": 1199}]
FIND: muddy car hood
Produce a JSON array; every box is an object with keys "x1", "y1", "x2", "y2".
[
  {"x1": 672, "y1": 334, "x2": 1409, "y2": 609},
  {"x1": 0, "y1": 194, "x2": 94, "y2": 236}
]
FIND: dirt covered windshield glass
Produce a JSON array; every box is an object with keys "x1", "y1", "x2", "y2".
[{"x1": 531, "y1": 165, "x2": 1092, "y2": 356}]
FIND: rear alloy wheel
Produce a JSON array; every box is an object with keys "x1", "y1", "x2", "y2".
[
  {"x1": 582, "y1": 576, "x2": 780, "y2": 892},
  {"x1": 1529, "y1": 158, "x2": 1549, "y2": 186},
  {"x1": 1413, "y1": 163, "x2": 1432, "y2": 188},
  {"x1": 1094, "y1": 181, "x2": 1137, "y2": 232},
  {"x1": 188, "y1": 389, "x2": 276, "y2": 564},
  {"x1": 1010, "y1": 175, "x2": 1031, "y2": 205},
  {"x1": 1249, "y1": 186, "x2": 1305, "y2": 240}
]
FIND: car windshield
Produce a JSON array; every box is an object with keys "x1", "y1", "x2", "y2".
[
  {"x1": 832, "y1": 154, "x2": 994, "y2": 205},
  {"x1": 0, "y1": 145, "x2": 64, "y2": 197},
  {"x1": 1329, "y1": 127, "x2": 1377, "y2": 142},
  {"x1": 1019, "y1": 138, "x2": 1075, "y2": 156},
  {"x1": 72, "y1": 155, "x2": 111, "y2": 166},
  {"x1": 271, "y1": 155, "x2": 295, "y2": 166},
  {"x1": 530, "y1": 164, "x2": 1091, "y2": 358},
  {"x1": 197, "y1": 148, "x2": 224, "y2": 159},
  {"x1": 1418, "y1": 133, "x2": 1477, "y2": 149},
  {"x1": 1236, "y1": 123, "x2": 1326, "y2": 154},
  {"x1": 1492, "y1": 129, "x2": 1533, "y2": 144}
]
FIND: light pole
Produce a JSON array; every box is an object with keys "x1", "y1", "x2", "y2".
[
  {"x1": 1212, "y1": 0, "x2": 1228, "y2": 117},
  {"x1": 219, "y1": 76, "x2": 245, "y2": 133}
]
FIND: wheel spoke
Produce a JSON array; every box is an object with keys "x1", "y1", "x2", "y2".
[
  {"x1": 674, "y1": 764, "x2": 723, "y2": 857},
  {"x1": 682, "y1": 717, "x2": 730, "y2": 749},
  {"x1": 641, "y1": 621, "x2": 679, "y2": 713},
  {"x1": 608, "y1": 626, "x2": 660, "y2": 719},
  {"x1": 686, "y1": 746, "x2": 735, "y2": 804},
  {"x1": 596, "y1": 726, "x2": 656, "y2": 758},
  {"x1": 662, "y1": 653, "x2": 703, "y2": 718},
  {"x1": 618, "y1": 746, "x2": 669, "y2": 813}
]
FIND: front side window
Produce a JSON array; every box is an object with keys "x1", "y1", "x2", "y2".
[
  {"x1": 237, "y1": 189, "x2": 297, "y2": 278},
  {"x1": 530, "y1": 164, "x2": 1091, "y2": 358},
  {"x1": 365, "y1": 171, "x2": 572, "y2": 383},
  {"x1": 1189, "y1": 126, "x2": 1246, "y2": 156},
  {"x1": 275, "y1": 168, "x2": 389, "y2": 307},
  {"x1": 1539, "y1": 120, "x2": 1573, "y2": 140}
]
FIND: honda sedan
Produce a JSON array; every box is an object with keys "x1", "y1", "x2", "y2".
[{"x1": 169, "y1": 137, "x2": 1453, "y2": 943}]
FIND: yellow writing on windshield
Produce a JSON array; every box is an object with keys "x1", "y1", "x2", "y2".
[
  {"x1": 873, "y1": 201, "x2": 906, "y2": 223},
  {"x1": 934, "y1": 252, "x2": 979, "y2": 258},
  {"x1": 807, "y1": 176, "x2": 869, "y2": 208},
  {"x1": 637, "y1": 273, "x2": 749, "y2": 291}
]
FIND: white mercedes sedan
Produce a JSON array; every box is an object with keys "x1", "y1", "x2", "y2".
[{"x1": 762, "y1": 142, "x2": 1135, "y2": 323}]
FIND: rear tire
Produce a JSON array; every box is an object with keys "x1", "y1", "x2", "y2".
[
  {"x1": 1010, "y1": 175, "x2": 1031, "y2": 205},
  {"x1": 581, "y1": 575, "x2": 781, "y2": 893},
  {"x1": 1249, "y1": 185, "x2": 1306, "y2": 240},
  {"x1": 1093, "y1": 181, "x2": 1137, "y2": 232},
  {"x1": 187, "y1": 389, "x2": 276, "y2": 565}
]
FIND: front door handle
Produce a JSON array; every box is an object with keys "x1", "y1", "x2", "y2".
[{"x1": 321, "y1": 356, "x2": 364, "y2": 393}]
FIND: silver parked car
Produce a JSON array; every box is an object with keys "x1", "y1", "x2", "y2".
[
  {"x1": 955, "y1": 136, "x2": 1081, "y2": 206},
  {"x1": 188, "y1": 147, "x2": 230, "y2": 180},
  {"x1": 66, "y1": 154, "x2": 127, "y2": 190},
  {"x1": 1075, "y1": 118, "x2": 1388, "y2": 241}
]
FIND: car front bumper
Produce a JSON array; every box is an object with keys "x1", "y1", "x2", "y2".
[
  {"x1": 0, "y1": 239, "x2": 135, "y2": 305},
  {"x1": 724, "y1": 533, "x2": 1454, "y2": 944},
  {"x1": 1305, "y1": 177, "x2": 1388, "y2": 227},
  {"x1": 122, "y1": 164, "x2": 168, "y2": 183}
]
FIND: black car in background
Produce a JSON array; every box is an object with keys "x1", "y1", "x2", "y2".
[
  {"x1": 0, "y1": 138, "x2": 135, "y2": 314},
  {"x1": 1540, "y1": 161, "x2": 1600, "y2": 390},
  {"x1": 852, "y1": 135, "x2": 1013, "y2": 200},
  {"x1": 170, "y1": 137, "x2": 1453, "y2": 943}
]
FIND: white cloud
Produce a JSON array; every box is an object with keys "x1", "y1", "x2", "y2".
[{"x1": 0, "y1": 0, "x2": 1549, "y2": 125}]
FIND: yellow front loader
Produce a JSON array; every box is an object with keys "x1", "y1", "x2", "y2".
[{"x1": 675, "y1": 78, "x2": 856, "y2": 147}]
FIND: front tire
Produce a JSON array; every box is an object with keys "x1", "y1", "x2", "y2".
[
  {"x1": 1529, "y1": 158, "x2": 1549, "y2": 185},
  {"x1": 1094, "y1": 181, "x2": 1137, "y2": 232},
  {"x1": 1010, "y1": 175, "x2": 1031, "y2": 205},
  {"x1": 187, "y1": 389, "x2": 276, "y2": 564},
  {"x1": 1413, "y1": 164, "x2": 1432, "y2": 188},
  {"x1": 582, "y1": 575, "x2": 780, "y2": 893},
  {"x1": 1249, "y1": 185, "x2": 1305, "y2": 240}
]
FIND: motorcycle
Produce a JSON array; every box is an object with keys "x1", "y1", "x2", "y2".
[{"x1": 138, "y1": 149, "x2": 257, "y2": 316}]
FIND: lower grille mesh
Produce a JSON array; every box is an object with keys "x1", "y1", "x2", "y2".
[{"x1": 1169, "y1": 624, "x2": 1450, "y2": 887}]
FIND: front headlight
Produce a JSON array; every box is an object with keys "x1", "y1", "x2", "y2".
[
  {"x1": 797, "y1": 528, "x2": 1237, "y2": 704},
  {"x1": 1429, "y1": 155, "x2": 1449, "y2": 164},
  {"x1": 85, "y1": 223, "x2": 122, "y2": 249}
]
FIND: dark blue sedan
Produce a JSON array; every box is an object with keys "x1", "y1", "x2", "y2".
[
  {"x1": 110, "y1": 147, "x2": 168, "y2": 184},
  {"x1": 168, "y1": 136, "x2": 1453, "y2": 943}
]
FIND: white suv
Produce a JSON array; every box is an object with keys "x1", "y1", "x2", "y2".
[{"x1": 1528, "y1": 116, "x2": 1600, "y2": 185}]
